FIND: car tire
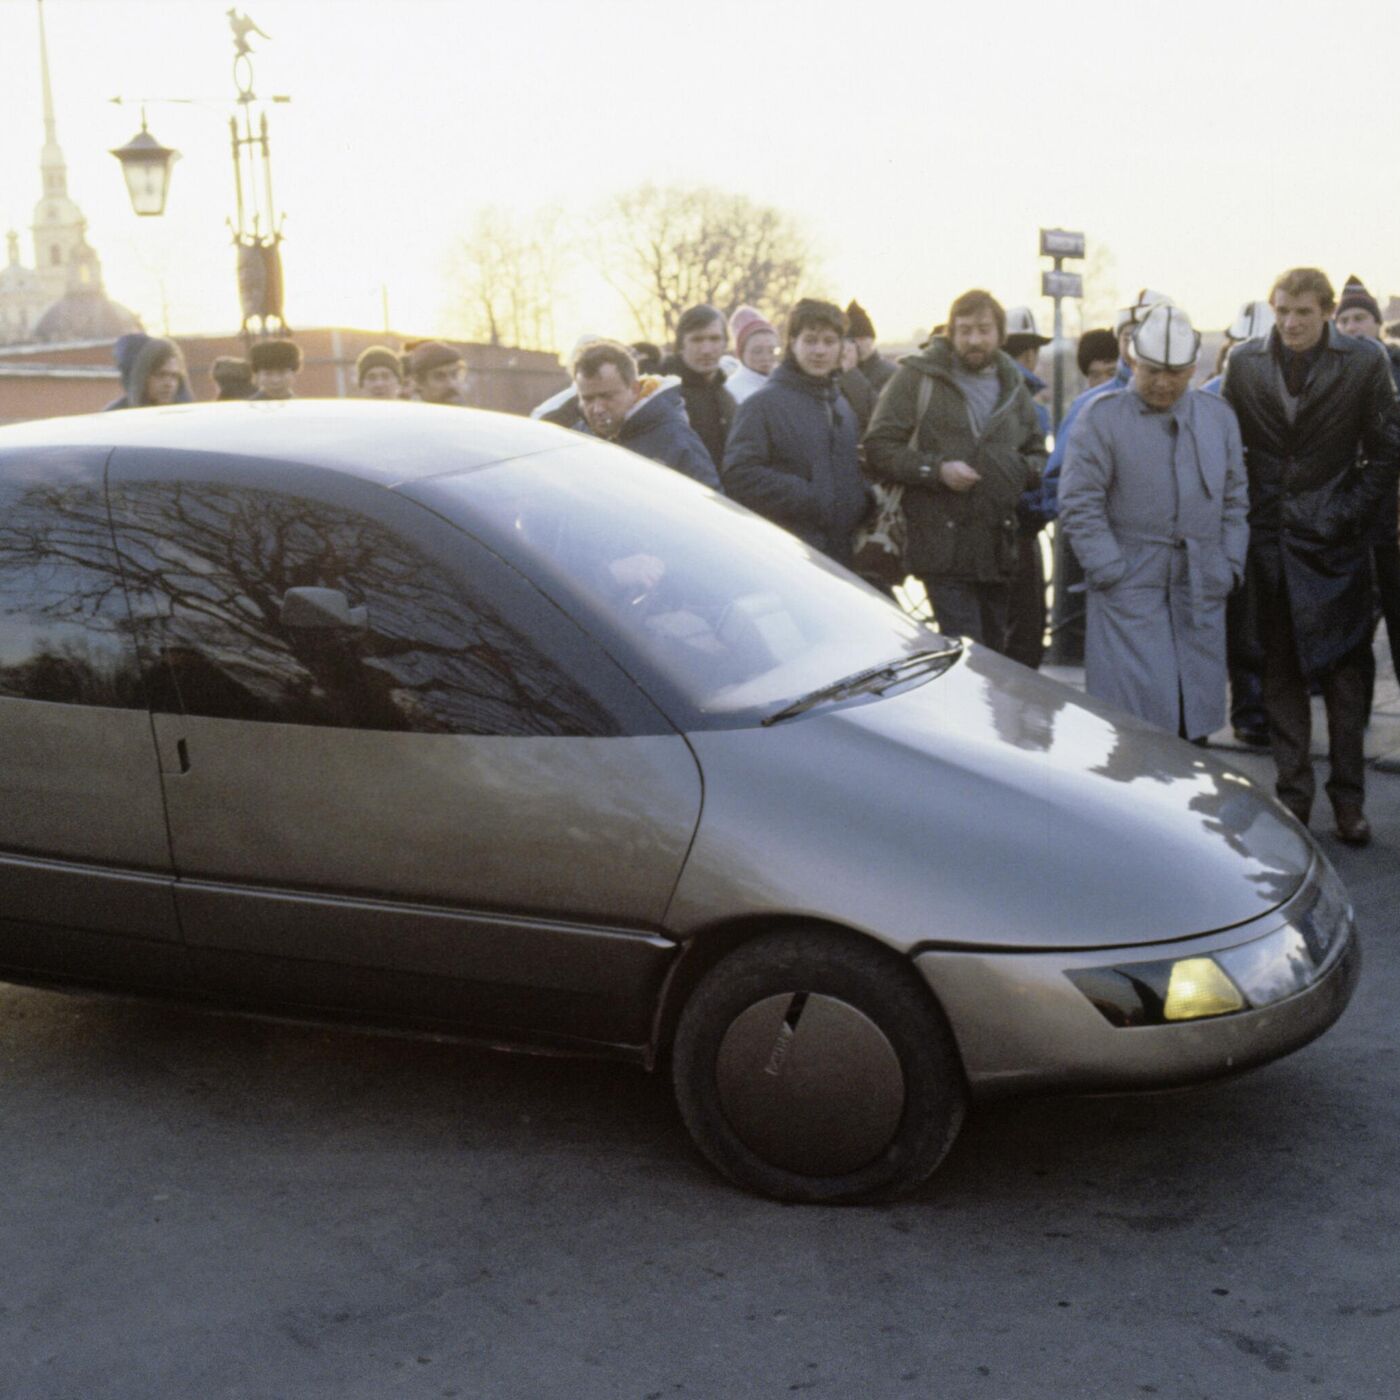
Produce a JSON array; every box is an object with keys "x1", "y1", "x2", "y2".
[{"x1": 671, "y1": 929, "x2": 967, "y2": 1203}]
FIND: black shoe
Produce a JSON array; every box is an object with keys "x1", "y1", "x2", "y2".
[
  {"x1": 1334, "y1": 805, "x2": 1372, "y2": 847},
  {"x1": 1233, "y1": 726, "x2": 1270, "y2": 748},
  {"x1": 1282, "y1": 799, "x2": 1312, "y2": 827}
]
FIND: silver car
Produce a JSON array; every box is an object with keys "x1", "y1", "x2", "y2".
[{"x1": 0, "y1": 401, "x2": 1358, "y2": 1202}]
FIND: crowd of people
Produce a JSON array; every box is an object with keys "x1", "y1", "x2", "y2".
[{"x1": 102, "y1": 267, "x2": 1400, "y2": 846}]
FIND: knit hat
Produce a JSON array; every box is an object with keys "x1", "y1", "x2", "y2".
[
  {"x1": 356, "y1": 345, "x2": 402, "y2": 384},
  {"x1": 1226, "y1": 300, "x2": 1275, "y2": 342},
  {"x1": 1336, "y1": 275, "x2": 1382, "y2": 325},
  {"x1": 1114, "y1": 289, "x2": 1172, "y2": 334},
  {"x1": 249, "y1": 338, "x2": 302, "y2": 372},
  {"x1": 1132, "y1": 304, "x2": 1201, "y2": 370},
  {"x1": 730, "y1": 305, "x2": 776, "y2": 359},
  {"x1": 210, "y1": 356, "x2": 253, "y2": 398},
  {"x1": 405, "y1": 340, "x2": 463, "y2": 378},
  {"x1": 845, "y1": 300, "x2": 876, "y2": 340}
]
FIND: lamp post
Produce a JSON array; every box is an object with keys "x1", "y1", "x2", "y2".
[
  {"x1": 109, "y1": 9, "x2": 290, "y2": 341},
  {"x1": 109, "y1": 112, "x2": 180, "y2": 217}
]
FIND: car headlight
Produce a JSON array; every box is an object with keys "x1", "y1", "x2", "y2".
[{"x1": 1067, "y1": 858, "x2": 1354, "y2": 1028}]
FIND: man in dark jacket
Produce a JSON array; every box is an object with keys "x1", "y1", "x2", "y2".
[
  {"x1": 846, "y1": 300, "x2": 897, "y2": 395},
  {"x1": 1333, "y1": 274, "x2": 1400, "y2": 718},
  {"x1": 659, "y1": 305, "x2": 735, "y2": 469},
  {"x1": 1223, "y1": 266, "x2": 1400, "y2": 844},
  {"x1": 574, "y1": 340, "x2": 720, "y2": 489},
  {"x1": 721, "y1": 299, "x2": 869, "y2": 565},
  {"x1": 865, "y1": 289, "x2": 1046, "y2": 649}
]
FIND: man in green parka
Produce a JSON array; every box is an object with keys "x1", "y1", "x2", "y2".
[{"x1": 864, "y1": 289, "x2": 1047, "y2": 650}]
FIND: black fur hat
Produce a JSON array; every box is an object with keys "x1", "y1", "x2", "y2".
[{"x1": 249, "y1": 338, "x2": 302, "y2": 373}]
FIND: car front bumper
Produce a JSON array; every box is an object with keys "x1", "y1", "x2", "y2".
[{"x1": 913, "y1": 853, "x2": 1360, "y2": 1100}]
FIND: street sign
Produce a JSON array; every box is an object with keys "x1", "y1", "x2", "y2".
[
  {"x1": 1039, "y1": 228, "x2": 1086, "y2": 260},
  {"x1": 1042, "y1": 269, "x2": 1083, "y2": 299}
]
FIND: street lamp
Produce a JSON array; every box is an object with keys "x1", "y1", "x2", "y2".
[
  {"x1": 108, "y1": 9, "x2": 289, "y2": 339},
  {"x1": 110, "y1": 113, "x2": 180, "y2": 217}
]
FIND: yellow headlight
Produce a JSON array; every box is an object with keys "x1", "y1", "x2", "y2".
[{"x1": 1163, "y1": 958, "x2": 1245, "y2": 1021}]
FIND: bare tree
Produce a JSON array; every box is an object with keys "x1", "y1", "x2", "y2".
[
  {"x1": 448, "y1": 206, "x2": 568, "y2": 351},
  {"x1": 1079, "y1": 240, "x2": 1119, "y2": 334},
  {"x1": 594, "y1": 184, "x2": 814, "y2": 341}
]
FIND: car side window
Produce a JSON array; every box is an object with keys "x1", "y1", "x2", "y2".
[
  {"x1": 110, "y1": 479, "x2": 621, "y2": 737},
  {"x1": 0, "y1": 464, "x2": 145, "y2": 709}
]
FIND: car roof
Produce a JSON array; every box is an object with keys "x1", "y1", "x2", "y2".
[{"x1": 0, "y1": 400, "x2": 578, "y2": 488}]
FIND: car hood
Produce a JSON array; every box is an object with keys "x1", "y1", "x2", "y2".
[{"x1": 668, "y1": 647, "x2": 1313, "y2": 951}]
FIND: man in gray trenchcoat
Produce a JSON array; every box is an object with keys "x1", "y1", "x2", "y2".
[{"x1": 1059, "y1": 304, "x2": 1249, "y2": 742}]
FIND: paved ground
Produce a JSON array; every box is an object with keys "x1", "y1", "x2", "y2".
[{"x1": 2, "y1": 651, "x2": 1398, "y2": 1400}]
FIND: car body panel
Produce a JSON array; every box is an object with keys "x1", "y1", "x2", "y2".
[
  {"x1": 0, "y1": 398, "x2": 573, "y2": 487},
  {"x1": 669, "y1": 647, "x2": 1310, "y2": 951},
  {"x1": 916, "y1": 902, "x2": 1359, "y2": 1099},
  {"x1": 0, "y1": 442, "x2": 184, "y2": 988}
]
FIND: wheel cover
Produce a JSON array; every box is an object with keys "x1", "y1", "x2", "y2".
[{"x1": 715, "y1": 992, "x2": 906, "y2": 1177}]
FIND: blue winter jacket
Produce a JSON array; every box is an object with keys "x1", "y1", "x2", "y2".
[
  {"x1": 1041, "y1": 358, "x2": 1132, "y2": 518},
  {"x1": 593, "y1": 379, "x2": 721, "y2": 490},
  {"x1": 721, "y1": 360, "x2": 870, "y2": 564}
]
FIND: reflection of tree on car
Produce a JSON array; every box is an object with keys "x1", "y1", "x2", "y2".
[{"x1": 58, "y1": 479, "x2": 617, "y2": 737}]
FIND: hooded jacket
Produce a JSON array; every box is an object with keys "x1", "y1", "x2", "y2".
[
  {"x1": 721, "y1": 360, "x2": 869, "y2": 564},
  {"x1": 602, "y1": 376, "x2": 721, "y2": 490},
  {"x1": 1041, "y1": 358, "x2": 1132, "y2": 516},
  {"x1": 1222, "y1": 324, "x2": 1400, "y2": 675},
  {"x1": 864, "y1": 339, "x2": 1046, "y2": 581},
  {"x1": 658, "y1": 354, "x2": 735, "y2": 468},
  {"x1": 103, "y1": 334, "x2": 193, "y2": 410}
]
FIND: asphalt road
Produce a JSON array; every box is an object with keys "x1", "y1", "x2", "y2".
[{"x1": 3, "y1": 746, "x2": 1397, "y2": 1400}]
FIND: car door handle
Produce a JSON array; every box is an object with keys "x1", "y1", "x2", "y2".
[{"x1": 155, "y1": 728, "x2": 191, "y2": 776}]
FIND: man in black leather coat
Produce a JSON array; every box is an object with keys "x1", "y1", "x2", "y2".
[{"x1": 1223, "y1": 267, "x2": 1400, "y2": 845}]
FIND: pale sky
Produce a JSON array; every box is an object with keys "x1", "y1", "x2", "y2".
[{"x1": 2, "y1": 0, "x2": 1398, "y2": 350}]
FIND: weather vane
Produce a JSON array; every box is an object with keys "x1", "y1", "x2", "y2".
[{"x1": 227, "y1": 9, "x2": 271, "y2": 59}]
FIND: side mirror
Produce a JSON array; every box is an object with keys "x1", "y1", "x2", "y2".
[{"x1": 280, "y1": 586, "x2": 368, "y2": 631}]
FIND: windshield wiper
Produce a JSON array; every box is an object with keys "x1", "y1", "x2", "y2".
[{"x1": 762, "y1": 642, "x2": 964, "y2": 726}]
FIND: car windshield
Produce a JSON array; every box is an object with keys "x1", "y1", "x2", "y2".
[{"x1": 411, "y1": 441, "x2": 944, "y2": 725}]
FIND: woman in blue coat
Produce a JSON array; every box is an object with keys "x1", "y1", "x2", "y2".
[{"x1": 721, "y1": 299, "x2": 870, "y2": 566}]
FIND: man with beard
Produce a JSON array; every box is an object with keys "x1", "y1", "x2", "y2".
[
  {"x1": 1223, "y1": 267, "x2": 1400, "y2": 844},
  {"x1": 660, "y1": 305, "x2": 735, "y2": 469},
  {"x1": 865, "y1": 289, "x2": 1045, "y2": 649},
  {"x1": 573, "y1": 340, "x2": 719, "y2": 489},
  {"x1": 1059, "y1": 304, "x2": 1248, "y2": 743},
  {"x1": 721, "y1": 298, "x2": 869, "y2": 565},
  {"x1": 406, "y1": 341, "x2": 470, "y2": 405}
]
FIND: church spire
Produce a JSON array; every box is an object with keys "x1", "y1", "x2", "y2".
[{"x1": 36, "y1": 0, "x2": 68, "y2": 198}]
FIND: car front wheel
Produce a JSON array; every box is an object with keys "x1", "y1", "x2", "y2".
[{"x1": 671, "y1": 929, "x2": 967, "y2": 1203}]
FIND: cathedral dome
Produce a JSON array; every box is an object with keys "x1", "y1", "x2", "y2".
[{"x1": 33, "y1": 285, "x2": 142, "y2": 343}]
